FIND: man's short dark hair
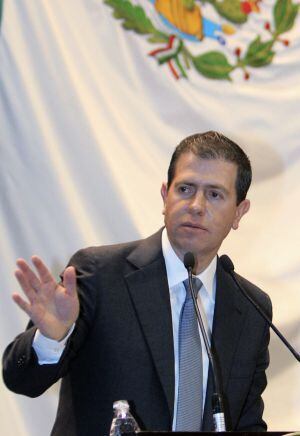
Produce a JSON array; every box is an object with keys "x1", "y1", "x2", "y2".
[{"x1": 167, "y1": 131, "x2": 252, "y2": 204}]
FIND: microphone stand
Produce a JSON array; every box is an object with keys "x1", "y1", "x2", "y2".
[{"x1": 186, "y1": 264, "x2": 226, "y2": 432}]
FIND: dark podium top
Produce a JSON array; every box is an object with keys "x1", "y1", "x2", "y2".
[{"x1": 138, "y1": 432, "x2": 296, "y2": 436}]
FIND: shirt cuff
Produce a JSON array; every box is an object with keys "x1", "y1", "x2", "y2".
[{"x1": 32, "y1": 324, "x2": 75, "y2": 365}]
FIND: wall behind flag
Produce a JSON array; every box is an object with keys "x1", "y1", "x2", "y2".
[{"x1": 0, "y1": 1, "x2": 299, "y2": 434}]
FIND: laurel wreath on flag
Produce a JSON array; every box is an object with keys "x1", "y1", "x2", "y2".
[{"x1": 104, "y1": 0, "x2": 299, "y2": 81}]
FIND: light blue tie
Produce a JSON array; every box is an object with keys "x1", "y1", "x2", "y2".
[{"x1": 176, "y1": 277, "x2": 203, "y2": 431}]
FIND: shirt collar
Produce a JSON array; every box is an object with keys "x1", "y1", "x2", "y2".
[{"x1": 162, "y1": 228, "x2": 217, "y2": 302}]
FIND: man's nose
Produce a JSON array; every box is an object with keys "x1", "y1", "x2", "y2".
[{"x1": 189, "y1": 192, "x2": 206, "y2": 214}]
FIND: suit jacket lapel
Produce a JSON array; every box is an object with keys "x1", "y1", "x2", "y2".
[
  {"x1": 124, "y1": 230, "x2": 175, "y2": 419},
  {"x1": 203, "y1": 259, "x2": 248, "y2": 430}
]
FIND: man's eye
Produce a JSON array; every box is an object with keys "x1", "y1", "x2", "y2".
[
  {"x1": 208, "y1": 190, "x2": 221, "y2": 199},
  {"x1": 178, "y1": 185, "x2": 191, "y2": 193}
]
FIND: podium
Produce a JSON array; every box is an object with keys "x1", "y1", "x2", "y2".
[{"x1": 137, "y1": 432, "x2": 296, "y2": 436}]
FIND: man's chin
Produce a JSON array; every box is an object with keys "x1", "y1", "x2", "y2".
[{"x1": 171, "y1": 237, "x2": 204, "y2": 260}]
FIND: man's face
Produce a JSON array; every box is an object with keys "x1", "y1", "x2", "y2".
[{"x1": 161, "y1": 152, "x2": 250, "y2": 270}]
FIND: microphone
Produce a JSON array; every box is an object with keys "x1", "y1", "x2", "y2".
[
  {"x1": 183, "y1": 252, "x2": 226, "y2": 432},
  {"x1": 183, "y1": 252, "x2": 195, "y2": 271},
  {"x1": 220, "y1": 255, "x2": 300, "y2": 362}
]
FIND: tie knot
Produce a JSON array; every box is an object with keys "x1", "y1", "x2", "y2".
[{"x1": 183, "y1": 277, "x2": 202, "y2": 299}]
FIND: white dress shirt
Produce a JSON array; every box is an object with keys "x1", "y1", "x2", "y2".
[{"x1": 161, "y1": 229, "x2": 217, "y2": 429}]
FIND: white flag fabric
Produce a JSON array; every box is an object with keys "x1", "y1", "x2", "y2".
[{"x1": 0, "y1": 1, "x2": 299, "y2": 434}]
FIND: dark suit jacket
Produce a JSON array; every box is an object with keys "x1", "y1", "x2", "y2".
[{"x1": 2, "y1": 229, "x2": 272, "y2": 435}]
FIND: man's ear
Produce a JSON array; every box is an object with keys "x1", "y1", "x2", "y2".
[
  {"x1": 232, "y1": 199, "x2": 250, "y2": 230},
  {"x1": 161, "y1": 183, "x2": 168, "y2": 215}
]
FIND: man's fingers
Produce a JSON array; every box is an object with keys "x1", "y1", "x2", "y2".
[
  {"x1": 31, "y1": 255, "x2": 56, "y2": 285},
  {"x1": 16, "y1": 258, "x2": 41, "y2": 292},
  {"x1": 12, "y1": 293, "x2": 32, "y2": 317},
  {"x1": 63, "y1": 266, "x2": 77, "y2": 296},
  {"x1": 15, "y1": 269, "x2": 38, "y2": 303}
]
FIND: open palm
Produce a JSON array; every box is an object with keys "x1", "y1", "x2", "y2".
[{"x1": 13, "y1": 256, "x2": 79, "y2": 340}]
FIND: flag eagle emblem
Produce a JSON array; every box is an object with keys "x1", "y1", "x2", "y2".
[{"x1": 104, "y1": 0, "x2": 299, "y2": 81}]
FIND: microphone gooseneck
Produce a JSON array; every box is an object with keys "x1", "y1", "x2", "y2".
[
  {"x1": 220, "y1": 255, "x2": 300, "y2": 362},
  {"x1": 184, "y1": 252, "x2": 226, "y2": 432}
]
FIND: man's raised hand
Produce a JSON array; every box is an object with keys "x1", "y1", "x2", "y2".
[{"x1": 13, "y1": 256, "x2": 80, "y2": 341}]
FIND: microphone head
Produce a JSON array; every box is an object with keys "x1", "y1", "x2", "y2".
[
  {"x1": 183, "y1": 252, "x2": 195, "y2": 270},
  {"x1": 220, "y1": 254, "x2": 234, "y2": 273}
]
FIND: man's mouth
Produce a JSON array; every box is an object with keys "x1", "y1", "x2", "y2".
[{"x1": 181, "y1": 222, "x2": 208, "y2": 232}]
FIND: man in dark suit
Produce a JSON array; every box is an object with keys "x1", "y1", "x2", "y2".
[{"x1": 2, "y1": 131, "x2": 271, "y2": 435}]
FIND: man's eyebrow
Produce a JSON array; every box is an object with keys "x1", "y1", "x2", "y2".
[
  {"x1": 174, "y1": 181, "x2": 195, "y2": 186},
  {"x1": 205, "y1": 183, "x2": 229, "y2": 194}
]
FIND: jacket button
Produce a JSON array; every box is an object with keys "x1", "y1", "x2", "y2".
[{"x1": 17, "y1": 355, "x2": 26, "y2": 366}]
